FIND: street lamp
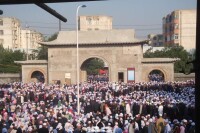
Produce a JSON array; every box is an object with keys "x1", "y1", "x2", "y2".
[
  {"x1": 26, "y1": 24, "x2": 29, "y2": 60},
  {"x1": 76, "y1": 4, "x2": 86, "y2": 115}
]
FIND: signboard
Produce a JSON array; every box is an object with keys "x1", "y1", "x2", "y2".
[
  {"x1": 127, "y1": 68, "x2": 135, "y2": 83},
  {"x1": 65, "y1": 73, "x2": 71, "y2": 79},
  {"x1": 65, "y1": 73, "x2": 71, "y2": 85}
]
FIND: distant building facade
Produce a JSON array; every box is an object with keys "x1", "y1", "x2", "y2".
[
  {"x1": 20, "y1": 29, "x2": 43, "y2": 54},
  {"x1": 162, "y1": 9, "x2": 196, "y2": 51},
  {"x1": 148, "y1": 34, "x2": 164, "y2": 47},
  {"x1": 0, "y1": 17, "x2": 21, "y2": 49},
  {"x1": 79, "y1": 15, "x2": 112, "y2": 31},
  {"x1": 0, "y1": 17, "x2": 43, "y2": 52}
]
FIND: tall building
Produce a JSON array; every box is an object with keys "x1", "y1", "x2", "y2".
[
  {"x1": 148, "y1": 34, "x2": 164, "y2": 47},
  {"x1": 162, "y1": 9, "x2": 196, "y2": 51},
  {"x1": 0, "y1": 17, "x2": 43, "y2": 52},
  {"x1": 79, "y1": 15, "x2": 112, "y2": 31},
  {"x1": 20, "y1": 29, "x2": 43, "y2": 54},
  {"x1": 0, "y1": 17, "x2": 21, "y2": 49}
]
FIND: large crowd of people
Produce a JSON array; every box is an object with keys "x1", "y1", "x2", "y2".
[{"x1": 0, "y1": 80, "x2": 195, "y2": 133}]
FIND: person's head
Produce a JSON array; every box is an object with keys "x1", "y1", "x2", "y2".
[
  {"x1": 76, "y1": 123, "x2": 82, "y2": 129},
  {"x1": 164, "y1": 119, "x2": 169, "y2": 125}
]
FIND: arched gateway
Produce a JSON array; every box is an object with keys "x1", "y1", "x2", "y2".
[{"x1": 15, "y1": 29, "x2": 177, "y2": 84}]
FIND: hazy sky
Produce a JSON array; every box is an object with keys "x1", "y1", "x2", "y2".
[{"x1": 0, "y1": 0, "x2": 196, "y2": 39}]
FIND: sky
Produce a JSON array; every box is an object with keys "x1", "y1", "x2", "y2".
[{"x1": 0, "y1": 0, "x2": 197, "y2": 39}]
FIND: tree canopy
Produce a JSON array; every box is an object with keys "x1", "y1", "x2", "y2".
[
  {"x1": 34, "y1": 33, "x2": 58, "y2": 60},
  {"x1": 81, "y1": 58, "x2": 104, "y2": 75},
  {"x1": 0, "y1": 45, "x2": 26, "y2": 73},
  {"x1": 144, "y1": 46, "x2": 194, "y2": 74}
]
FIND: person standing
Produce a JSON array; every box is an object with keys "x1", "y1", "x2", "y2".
[
  {"x1": 156, "y1": 114, "x2": 165, "y2": 133},
  {"x1": 164, "y1": 119, "x2": 171, "y2": 133}
]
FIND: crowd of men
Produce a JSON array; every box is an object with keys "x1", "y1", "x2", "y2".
[{"x1": 0, "y1": 80, "x2": 195, "y2": 133}]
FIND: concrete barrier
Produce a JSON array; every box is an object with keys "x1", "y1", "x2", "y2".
[
  {"x1": 0, "y1": 73, "x2": 21, "y2": 84},
  {"x1": 174, "y1": 73, "x2": 195, "y2": 81}
]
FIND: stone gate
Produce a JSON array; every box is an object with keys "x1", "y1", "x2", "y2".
[{"x1": 16, "y1": 29, "x2": 177, "y2": 84}]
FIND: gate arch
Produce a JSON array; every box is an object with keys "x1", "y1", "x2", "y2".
[
  {"x1": 80, "y1": 55, "x2": 111, "y2": 82},
  {"x1": 146, "y1": 68, "x2": 167, "y2": 82},
  {"x1": 28, "y1": 68, "x2": 47, "y2": 83}
]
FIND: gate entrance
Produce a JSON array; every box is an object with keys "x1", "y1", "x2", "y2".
[
  {"x1": 31, "y1": 71, "x2": 45, "y2": 83},
  {"x1": 118, "y1": 72, "x2": 124, "y2": 82},
  {"x1": 148, "y1": 69, "x2": 165, "y2": 82},
  {"x1": 81, "y1": 57, "x2": 109, "y2": 82}
]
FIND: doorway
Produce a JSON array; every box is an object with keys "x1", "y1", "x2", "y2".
[{"x1": 118, "y1": 72, "x2": 124, "y2": 82}]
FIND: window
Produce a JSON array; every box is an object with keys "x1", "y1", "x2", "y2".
[
  {"x1": 174, "y1": 13, "x2": 179, "y2": 19},
  {"x1": 0, "y1": 30, "x2": 3, "y2": 35},
  {"x1": 167, "y1": 35, "x2": 170, "y2": 41},
  {"x1": 0, "y1": 19, "x2": 3, "y2": 25},
  {"x1": 86, "y1": 17, "x2": 92, "y2": 25},
  {"x1": 153, "y1": 36, "x2": 157, "y2": 40},
  {"x1": 174, "y1": 34, "x2": 179, "y2": 40},
  {"x1": 174, "y1": 24, "x2": 179, "y2": 29}
]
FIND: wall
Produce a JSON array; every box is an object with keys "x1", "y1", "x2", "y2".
[
  {"x1": 0, "y1": 73, "x2": 21, "y2": 84},
  {"x1": 141, "y1": 63, "x2": 174, "y2": 82},
  {"x1": 47, "y1": 44, "x2": 143, "y2": 84},
  {"x1": 79, "y1": 16, "x2": 112, "y2": 31},
  {"x1": 174, "y1": 73, "x2": 195, "y2": 81},
  {"x1": 21, "y1": 64, "x2": 47, "y2": 84}
]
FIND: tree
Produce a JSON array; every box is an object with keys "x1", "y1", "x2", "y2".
[
  {"x1": 35, "y1": 32, "x2": 58, "y2": 60},
  {"x1": 144, "y1": 46, "x2": 193, "y2": 74},
  {"x1": 0, "y1": 44, "x2": 26, "y2": 73},
  {"x1": 82, "y1": 58, "x2": 104, "y2": 75}
]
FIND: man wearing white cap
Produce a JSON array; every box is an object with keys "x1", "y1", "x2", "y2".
[{"x1": 164, "y1": 119, "x2": 171, "y2": 133}]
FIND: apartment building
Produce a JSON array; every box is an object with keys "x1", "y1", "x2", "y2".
[
  {"x1": 0, "y1": 17, "x2": 21, "y2": 49},
  {"x1": 20, "y1": 29, "x2": 43, "y2": 54},
  {"x1": 162, "y1": 9, "x2": 196, "y2": 51},
  {"x1": 148, "y1": 34, "x2": 164, "y2": 47},
  {"x1": 79, "y1": 15, "x2": 112, "y2": 31},
  {"x1": 0, "y1": 17, "x2": 43, "y2": 52}
]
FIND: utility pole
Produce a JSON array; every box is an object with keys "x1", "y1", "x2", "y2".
[
  {"x1": 26, "y1": 24, "x2": 29, "y2": 60},
  {"x1": 59, "y1": 19, "x2": 61, "y2": 31}
]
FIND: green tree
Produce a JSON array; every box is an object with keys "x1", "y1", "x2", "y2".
[
  {"x1": 35, "y1": 33, "x2": 58, "y2": 60},
  {"x1": 0, "y1": 44, "x2": 26, "y2": 73},
  {"x1": 82, "y1": 58, "x2": 104, "y2": 75},
  {"x1": 144, "y1": 46, "x2": 193, "y2": 73}
]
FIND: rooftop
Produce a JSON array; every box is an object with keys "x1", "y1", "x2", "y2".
[
  {"x1": 39, "y1": 29, "x2": 146, "y2": 46},
  {"x1": 142, "y1": 58, "x2": 179, "y2": 63},
  {"x1": 14, "y1": 60, "x2": 48, "y2": 65}
]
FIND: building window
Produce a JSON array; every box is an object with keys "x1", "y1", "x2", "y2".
[
  {"x1": 174, "y1": 24, "x2": 179, "y2": 29},
  {"x1": 86, "y1": 17, "x2": 92, "y2": 25},
  {"x1": 174, "y1": 13, "x2": 179, "y2": 19},
  {"x1": 167, "y1": 35, "x2": 170, "y2": 41},
  {"x1": 0, "y1": 19, "x2": 3, "y2": 25},
  {"x1": 153, "y1": 36, "x2": 157, "y2": 41},
  {"x1": 174, "y1": 34, "x2": 179, "y2": 40},
  {"x1": 0, "y1": 30, "x2": 3, "y2": 35}
]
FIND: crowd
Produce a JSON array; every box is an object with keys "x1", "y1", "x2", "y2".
[
  {"x1": 87, "y1": 75, "x2": 109, "y2": 82},
  {"x1": 148, "y1": 74, "x2": 164, "y2": 82},
  {"x1": 0, "y1": 80, "x2": 195, "y2": 133}
]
